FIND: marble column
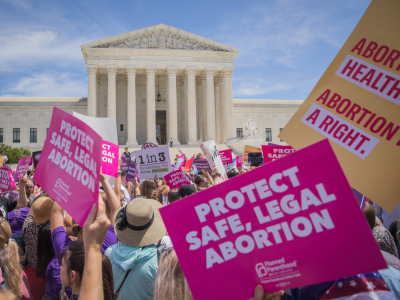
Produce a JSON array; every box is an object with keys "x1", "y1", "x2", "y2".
[
  {"x1": 214, "y1": 76, "x2": 221, "y2": 143},
  {"x1": 106, "y1": 65, "x2": 117, "y2": 118},
  {"x1": 166, "y1": 67, "x2": 180, "y2": 146},
  {"x1": 5, "y1": 113, "x2": 12, "y2": 145},
  {"x1": 196, "y1": 77, "x2": 203, "y2": 140},
  {"x1": 219, "y1": 73, "x2": 227, "y2": 143},
  {"x1": 164, "y1": 74, "x2": 169, "y2": 141},
  {"x1": 146, "y1": 66, "x2": 158, "y2": 144},
  {"x1": 126, "y1": 66, "x2": 138, "y2": 146},
  {"x1": 186, "y1": 67, "x2": 197, "y2": 145},
  {"x1": 224, "y1": 69, "x2": 235, "y2": 140},
  {"x1": 86, "y1": 65, "x2": 97, "y2": 117},
  {"x1": 205, "y1": 68, "x2": 216, "y2": 141},
  {"x1": 182, "y1": 75, "x2": 188, "y2": 144},
  {"x1": 201, "y1": 73, "x2": 207, "y2": 140}
]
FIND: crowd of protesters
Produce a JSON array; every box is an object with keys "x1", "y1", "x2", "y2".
[{"x1": 0, "y1": 151, "x2": 399, "y2": 300}]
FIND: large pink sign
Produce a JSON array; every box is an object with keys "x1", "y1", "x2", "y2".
[
  {"x1": 165, "y1": 170, "x2": 190, "y2": 189},
  {"x1": 15, "y1": 155, "x2": 32, "y2": 180},
  {"x1": 236, "y1": 156, "x2": 243, "y2": 167},
  {"x1": 34, "y1": 107, "x2": 102, "y2": 227},
  {"x1": 0, "y1": 166, "x2": 16, "y2": 191},
  {"x1": 219, "y1": 149, "x2": 233, "y2": 165},
  {"x1": 160, "y1": 139, "x2": 386, "y2": 300},
  {"x1": 101, "y1": 140, "x2": 119, "y2": 177},
  {"x1": 262, "y1": 145, "x2": 296, "y2": 164}
]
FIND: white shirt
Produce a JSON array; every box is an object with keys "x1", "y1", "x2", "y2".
[
  {"x1": 162, "y1": 195, "x2": 169, "y2": 206},
  {"x1": 111, "y1": 184, "x2": 130, "y2": 206}
]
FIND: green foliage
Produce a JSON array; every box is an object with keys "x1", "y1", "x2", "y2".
[{"x1": 0, "y1": 144, "x2": 31, "y2": 164}]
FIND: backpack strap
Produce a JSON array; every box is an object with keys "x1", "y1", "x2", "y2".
[{"x1": 115, "y1": 269, "x2": 132, "y2": 297}]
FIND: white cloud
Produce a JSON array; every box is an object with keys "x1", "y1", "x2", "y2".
[
  {"x1": 2, "y1": 71, "x2": 87, "y2": 97},
  {"x1": 0, "y1": 29, "x2": 88, "y2": 72}
]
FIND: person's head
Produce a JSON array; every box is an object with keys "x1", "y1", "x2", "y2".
[
  {"x1": 167, "y1": 188, "x2": 180, "y2": 204},
  {"x1": 363, "y1": 203, "x2": 376, "y2": 230},
  {"x1": 183, "y1": 171, "x2": 191, "y2": 181},
  {"x1": 124, "y1": 147, "x2": 128, "y2": 153},
  {"x1": 61, "y1": 241, "x2": 85, "y2": 290},
  {"x1": 172, "y1": 185, "x2": 197, "y2": 198},
  {"x1": 0, "y1": 151, "x2": 4, "y2": 155},
  {"x1": 31, "y1": 196, "x2": 54, "y2": 224},
  {"x1": 176, "y1": 154, "x2": 179, "y2": 158},
  {"x1": 36, "y1": 220, "x2": 55, "y2": 280},
  {"x1": 121, "y1": 170, "x2": 127, "y2": 186},
  {"x1": 141, "y1": 179, "x2": 157, "y2": 199},
  {"x1": 227, "y1": 169, "x2": 237, "y2": 179},
  {"x1": 102, "y1": 255, "x2": 116, "y2": 300},
  {"x1": 153, "y1": 249, "x2": 193, "y2": 300},
  {"x1": 194, "y1": 175, "x2": 205, "y2": 188},
  {"x1": 389, "y1": 221, "x2": 399, "y2": 244},
  {"x1": 114, "y1": 198, "x2": 166, "y2": 247},
  {"x1": 25, "y1": 180, "x2": 34, "y2": 195},
  {"x1": 0, "y1": 217, "x2": 22, "y2": 296}
]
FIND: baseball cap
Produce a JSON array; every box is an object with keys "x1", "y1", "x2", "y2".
[{"x1": 172, "y1": 185, "x2": 197, "y2": 197}]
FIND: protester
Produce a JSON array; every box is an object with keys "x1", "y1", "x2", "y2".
[
  {"x1": 172, "y1": 185, "x2": 197, "y2": 199},
  {"x1": 113, "y1": 168, "x2": 130, "y2": 206},
  {"x1": 23, "y1": 196, "x2": 53, "y2": 300},
  {"x1": 121, "y1": 147, "x2": 130, "y2": 158},
  {"x1": 138, "y1": 179, "x2": 157, "y2": 200},
  {"x1": 24, "y1": 180, "x2": 36, "y2": 207},
  {"x1": 167, "y1": 188, "x2": 180, "y2": 204},
  {"x1": 373, "y1": 202, "x2": 400, "y2": 230},
  {"x1": 36, "y1": 220, "x2": 65, "y2": 300},
  {"x1": 0, "y1": 216, "x2": 32, "y2": 299},
  {"x1": 0, "y1": 177, "x2": 29, "y2": 221},
  {"x1": 105, "y1": 198, "x2": 167, "y2": 300},
  {"x1": 0, "y1": 150, "x2": 8, "y2": 164},
  {"x1": 8, "y1": 205, "x2": 29, "y2": 247},
  {"x1": 170, "y1": 137, "x2": 173, "y2": 147},
  {"x1": 373, "y1": 223, "x2": 399, "y2": 258}
]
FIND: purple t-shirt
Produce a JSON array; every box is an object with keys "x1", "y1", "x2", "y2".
[
  {"x1": 51, "y1": 225, "x2": 118, "y2": 265},
  {"x1": 45, "y1": 257, "x2": 72, "y2": 300},
  {"x1": 8, "y1": 207, "x2": 29, "y2": 234}
]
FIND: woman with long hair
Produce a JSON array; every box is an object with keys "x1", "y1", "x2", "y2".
[
  {"x1": 60, "y1": 242, "x2": 115, "y2": 300},
  {"x1": 0, "y1": 217, "x2": 32, "y2": 299}
]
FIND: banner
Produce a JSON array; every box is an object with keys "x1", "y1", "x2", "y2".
[
  {"x1": 35, "y1": 107, "x2": 102, "y2": 226},
  {"x1": 15, "y1": 155, "x2": 32, "y2": 180},
  {"x1": 141, "y1": 142, "x2": 158, "y2": 150},
  {"x1": 135, "y1": 145, "x2": 171, "y2": 179},
  {"x1": 32, "y1": 150, "x2": 42, "y2": 169},
  {"x1": 198, "y1": 140, "x2": 228, "y2": 182},
  {"x1": 126, "y1": 161, "x2": 137, "y2": 182},
  {"x1": 177, "y1": 148, "x2": 187, "y2": 159},
  {"x1": 174, "y1": 157, "x2": 184, "y2": 171},
  {"x1": 261, "y1": 146, "x2": 296, "y2": 164},
  {"x1": 160, "y1": 139, "x2": 386, "y2": 299},
  {"x1": 0, "y1": 166, "x2": 16, "y2": 191},
  {"x1": 183, "y1": 155, "x2": 195, "y2": 171},
  {"x1": 73, "y1": 112, "x2": 118, "y2": 144},
  {"x1": 165, "y1": 170, "x2": 191, "y2": 189},
  {"x1": 194, "y1": 159, "x2": 212, "y2": 173},
  {"x1": 236, "y1": 156, "x2": 243, "y2": 167},
  {"x1": 101, "y1": 141, "x2": 118, "y2": 178},
  {"x1": 227, "y1": 158, "x2": 236, "y2": 170},
  {"x1": 278, "y1": 0, "x2": 400, "y2": 212},
  {"x1": 121, "y1": 156, "x2": 131, "y2": 171},
  {"x1": 243, "y1": 145, "x2": 262, "y2": 163},
  {"x1": 219, "y1": 149, "x2": 233, "y2": 165}
]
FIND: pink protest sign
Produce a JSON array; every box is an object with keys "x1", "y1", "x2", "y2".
[
  {"x1": 236, "y1": 156, "x2": 243, "y2": 167},
  {"x1": 15, "y1": 155, "x2": 32, "y2": 180},
  {"x1": 160, "y1": 139, "x2": 386, "y2": 300},
  {"x1": 165, "y1": 170, "x2": 191, "y2": 189},
  {"x1": 34, "y1": 107, "x2": 102, "y2": 227},
  {"x1": 262, "y1": 145, "x2": 296, "y2": 164},
  {"x1": 0, "y1": 166, "x2": 16, "y2": 191},
  {"x1": 219, "y1": 149, "x2": 233, "y2": 165},
  {"x1": 101, "y1": 141, "x2": 119, "y2": 178}
]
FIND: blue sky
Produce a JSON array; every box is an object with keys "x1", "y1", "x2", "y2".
[{"x1": 0, "y1": 0, "x2": 370, "y2": 100}]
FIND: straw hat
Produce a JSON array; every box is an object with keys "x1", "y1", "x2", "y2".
[
  {"x1": 32, "y1": 197, "x2": 54, "y2": 224},
  {"x1": 114, "y1": 198, "x2": 166, "y2": 247}
]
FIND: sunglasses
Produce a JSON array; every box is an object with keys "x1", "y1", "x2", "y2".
[{"x1": 25, "y1": 186, "x2": 34, "y2": 189}]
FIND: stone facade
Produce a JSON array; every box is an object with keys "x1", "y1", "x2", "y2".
[{"x1": 0, "y1": 24, "x2": 304, "y2": 150}]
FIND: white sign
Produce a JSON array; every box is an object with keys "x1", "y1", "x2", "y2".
[
  {"x1": 174, "y1": 158, "x2": 184, "y2": 171},
  {"x1": 135, "y1": 145, "x2": 172, "y2": 180},
  {"x1": 198, "y1": 139, "x2": 228, "y2": 182}
]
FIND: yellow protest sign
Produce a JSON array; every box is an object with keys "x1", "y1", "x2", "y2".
[
  {"x1": 279, "y1": 0, "x2": 400, "y2": 212},
  {"x1": 242, "y1": 145, "x2": 262, "y2": 163},
  {"x1": 0, "y1": 156, "x2": 3, "y2": 168}
]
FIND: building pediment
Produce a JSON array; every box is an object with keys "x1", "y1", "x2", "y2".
[{"x1": 81, "y1": 24, "x2": 239, "y2": 54}]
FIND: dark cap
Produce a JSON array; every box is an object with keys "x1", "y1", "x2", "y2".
[
  {"x1": 172, "y1": 185, "x2": 197, "y2": 197},
  {"x1": 125, "y1": 147, "x2": 128, "y2": 149}
]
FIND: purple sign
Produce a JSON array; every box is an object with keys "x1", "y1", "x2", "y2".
[
  {"x1": 193, "y1": 159, "x2": 212, "y2": 173},
  {"x1": 352, "y1": 188, "x2": 367, "y2": 210},
  {"x1": 121, "y1": 156, "x2": 131, "y2": 171},
  {"x1": 126, "y1": 161, "x2": 137, "y2": 182},
  {"x1": 141, "y1": 143, "x2": 158, "y2": 150}
]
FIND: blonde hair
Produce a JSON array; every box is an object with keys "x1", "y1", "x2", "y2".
[
  {"x1": 153, "y1": 250, "x2": 193, "y2": 300},
  {"x1": 0, "y1": 217, "x2": 22, "y2": 296}
]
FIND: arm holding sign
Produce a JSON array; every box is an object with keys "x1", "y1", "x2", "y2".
[
  {"x1": 113, "y1": 160, "x2": 122, "y2": 203},
  {"x1": 51, "y1": 202, "x2": 64, "y2": 233},
  {"x1": 16, "y1": 176, "x2": 29, "y2": 209},
  {"x1": 100, "y1": 172, "x2": 120, "y2": 224}
]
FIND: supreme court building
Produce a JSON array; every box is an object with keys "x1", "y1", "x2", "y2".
[{"x1": 0, "y1": 24, "x2": 303, "y2": 149}]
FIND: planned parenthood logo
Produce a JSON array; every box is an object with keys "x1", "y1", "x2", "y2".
[
  {"x1": 53, "y1": 178, "x2": 72, "y2": 202},
  {"x1": 255, "y1": 257, "x2": 301, "y2": 287}
]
